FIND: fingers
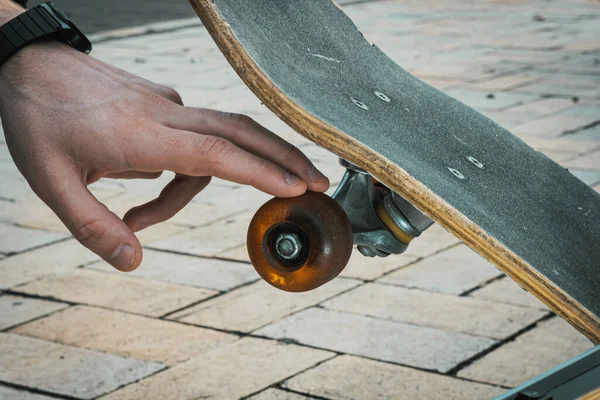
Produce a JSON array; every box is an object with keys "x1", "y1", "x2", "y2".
[
  {"x1": 127, "y1": 125, "x2": 310, "y2": 198},
  {"x1": 145, "y1": 84, "x2": 183, "y2": 106},
  {"x1": 102, "y1": 62, "x2": 184, "y2": 105},
  {"x1": 123, "y1": 175, "x2": 211, "y2": 232},
  {"x1": 105, "y1": 171, "x2": 163, "y2": 180},
  {"x1": 160, "y1": 108, "x2": 330, "y2": 192},
  {"x1": 37, "y1": 162, "x2": 143, "y2": 272}
]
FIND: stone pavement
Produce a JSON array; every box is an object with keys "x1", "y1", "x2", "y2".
[
  {"x1": 1, "y1": 0, "x2": 599, "y2": 399},
  {"x1": 27, "y1": 0, "x2": 380, "y2": 35}
]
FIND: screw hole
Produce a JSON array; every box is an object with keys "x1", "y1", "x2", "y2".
[
  {"x1": 448, "y1": 168, "x2": 465, "y2": 179},
  {"x1": 351, "y1": 98, "x2": 369, "y2": 110},
  {"x1": 467, "y1": 156, "x2": 484, "y2": 169},
  {"x1": 374, "y1": 91, "x2": 391, "y2": 102}
]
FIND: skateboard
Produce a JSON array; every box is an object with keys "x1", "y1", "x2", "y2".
[{"x1": 189, "y1": 0, "x2": 600, "y2": 343}]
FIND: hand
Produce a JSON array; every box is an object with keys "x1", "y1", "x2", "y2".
[{"x1": 0, "y1": 41, "x2": 329, "y2": 272}]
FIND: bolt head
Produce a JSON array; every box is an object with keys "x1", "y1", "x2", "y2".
[{"x1": 275, "y1": 233, "x2": 303, "y2": 260}]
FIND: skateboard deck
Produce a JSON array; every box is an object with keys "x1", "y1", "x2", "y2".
[{"x1": 189, "y1": 0, "x2": 600, "y2": 342}]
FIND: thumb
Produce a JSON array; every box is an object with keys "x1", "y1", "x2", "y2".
[{"x1": 39, "y1": 166, "x2": 143, "y2": 272}]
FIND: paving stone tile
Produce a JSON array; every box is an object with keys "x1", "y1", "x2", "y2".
[
  {"x1": 380, "y1": 244, "x2": 503, "y2": 295},
  {"x1": 284, "y1": 355, "x2": 505, "y2": 400},
  {"x1": 466, "y1": 73, "x2": 541, "y2": 91},
  {"x1": 217, "y1": 244, "x2": 251, "y2": 262},
  {"x1": 88, "y1": 249, "x2": 256, "y2": 291},
  {"x1": 519, "y1": 135, "x2": 598, "y2": 154},
  {"x1": 570, "y1": 169, "x2": 600, "y2": 186},
  {"x1": 0, "y1": 176, "x2": 32, "y2": 202},
  {"x1": 569, "y1": 124, "x2": 600, "y2": 141},
  {"x1": 0, "y1": 240, "x2": 100, "y2": 289},
  {"x1": 481, "y1": 110, "x2": 538, "y2": 129},
  {"x1": 505, "y1": 97, "x2": 575, "y2": 116},
  {"x1": 486, "y1": 34, "x2": 566, "y2": 51},
  {"x1": 458, "y1": 317, "x2": 593, "y2": 387},
  {"x1": 12, "y1": 190, "x2": 120, "y2": 233},
  {"x1": 253, "y1": 115, "x2": 314, "y2": 147},
  {"x1": 0, "y1": 295, "x2": 68, "y2": 331},
  {"x1": 87, "y1": 180, "x2": 127, "y2": 196},
  {"x1": 470, "y1": 277, "x2": 549, "y2": 310},
  {"x1": 0, "y1": 200, "x2": 14, "y2": 225},
  {"x1": 100, "y1": 338, "x2": 333, "y2": 400},
  {"x1": 517, "y1": 75, "x2": 600, "y2": 98},
  {"x1": 101, "y1": 193, "x2": 170, "y2": 218},
  {"x1": 0, "y1": 333, "x2": 163, "y2": 400},
  {"x1": 421, "y1": 77, "x2": 465, "y2": 90},
  {"x1": 248, "y1": 388, "x2": 311, "y2": 400},
  {"x1": 166, "y1": 202, "x2": 243, "y2": 227},
  {"x1": 211, "y1": 85, "x2": 272, "y2": 116},
  {"x1": 408, "y1": 62, "x2": 516, "y2": 82},
  {"x1": 0, "y1": 224, "x2": 66, "y2": 254},
  {"x1": 478, "y1": 50, "x2": 564, "y2": 66},
  {"x1": 148, "y1": 212, "x2": 253, "y2": 257},
  {"x1": 11, "y1": 205, "x2": 65, "y2": 233},
  {"x1": 562, "y1": 40, "x2": 600, "y2": 53},
  {"x1": 0, "y1": 385, "x2": 59, "y2": 400},
  {"x1": 198, "y1": 186, "x2": 273, "y2": 210},
  {"x1": 13, "y1": 306, "x2": 237, "y2": 366},
  {"x1": 323, "y1": 283, "x2": 547, "y2": 339},
  {"x1": 134, "y1": 223, "x2": 189, "y2": 245},
  {"x1": 103, "y1": 193, "x2": 241, "y2": 228},
  {"x1": 581, "y1": 98, "x2": 600, "y2": 107},
  {"x1": 443, "y1": 88, "x2": 536, "y2": 111},
  {"x1": 162, "y1": 86, "x2": 217, "y2": 108},
  {"x1": 256, "y1": 308, "x2": 496, "y2": 373},
  {"x1": 402, "y1": 224, "x2": 461, "y2": 259},
  {"x1": 116, "y1": 171, "x2": 175, "y2": 195},
  {"x1": 14, "y1": 269, "x2": 216, "y2": 317},
  {"x1": 541, "y1": 150, "x2": 580, "y2": 164},
  {"x1": 339, "y1": 249, "x2": 417, "y2": 280},
  {"x1": 562, "y1": 150, "x2": 600, "y2": 170},
  {"x1": 540, "y1": 53, "x2": 600, "y2": 75},
  {"x1": 513, "y1": 113, "x2": 599, "y2": 137},
  {"x1": 170, "y1": 278, "x2": 360, "y2": 332}
]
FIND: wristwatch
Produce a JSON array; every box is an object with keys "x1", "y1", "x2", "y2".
[{"x1": 0, "y1": 2, "x2": 91, "y2": 68}]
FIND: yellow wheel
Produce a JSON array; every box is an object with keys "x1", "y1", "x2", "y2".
[{"x1": 247, "y1": 192, "x2": 353, "y2": 292}]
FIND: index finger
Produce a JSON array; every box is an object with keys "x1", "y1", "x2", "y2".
[
  {"x1": 124, "y1": 124, "x2": 310, "y2": 198},
  {"x1": 160, "y1": 107, "x2": 330, "y2": 193}
]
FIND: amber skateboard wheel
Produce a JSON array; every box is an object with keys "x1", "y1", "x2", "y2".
[{"x1": 247, "y1": 192, "x2": 353, "y2": 292}]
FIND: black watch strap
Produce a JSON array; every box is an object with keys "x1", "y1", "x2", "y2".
[{"x1": 0, "y1": 3, "x2": 91, "y2": 67}]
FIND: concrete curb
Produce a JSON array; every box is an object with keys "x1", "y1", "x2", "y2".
[{"x1": 88, "y1": 17, "x2": 202, "y2": 44}]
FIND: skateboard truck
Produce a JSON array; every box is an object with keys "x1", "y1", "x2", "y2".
[
  {"x1": 246, "y1": 159, "x2": 433, "y2": 293},
  {"x1": 332, "y1": 159, "x2": 433, "y2": 258}
]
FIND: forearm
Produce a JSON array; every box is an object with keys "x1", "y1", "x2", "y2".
[{"x1": 0, "y1": 0, "x2": 25, "y2": 25}]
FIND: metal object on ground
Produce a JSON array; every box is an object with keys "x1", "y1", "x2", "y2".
[{"x1": 495, "y1": 345, "x2": 600, "y2": 400}]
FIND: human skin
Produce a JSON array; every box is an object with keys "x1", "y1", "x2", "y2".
[{"x1": 0, "y1": 1, "x2": 329, "y2": 271}]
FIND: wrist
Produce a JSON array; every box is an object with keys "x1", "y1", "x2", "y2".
[
  {"x1": 0, "y1": 3, "x2": 25, "y2": 26},
  {"x1": 0, "y1": 3, "x2": 92, "y2": 80},
  {"x1": 0, "y1": 39, "x2": 72, "y2": 78}
]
